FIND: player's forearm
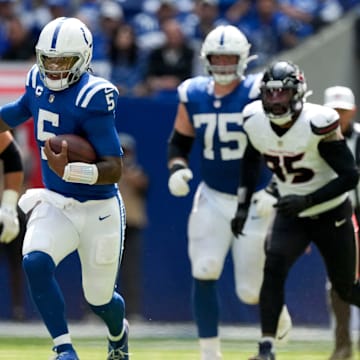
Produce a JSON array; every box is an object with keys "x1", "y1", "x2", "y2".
[
  {"x1": 3, "y1": 172, "x2": 23, "y2": 194},
  {"x1": 95, "y1": 157, "x2": 123, "y2": 184}
]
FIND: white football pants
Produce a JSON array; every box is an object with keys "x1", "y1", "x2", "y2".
[
  {"x1": 188, "y1": 182, "x2": 274, "y2": 304},
  {"x1": 19, "y1": 188, "x2": 125, "y2": 306}
]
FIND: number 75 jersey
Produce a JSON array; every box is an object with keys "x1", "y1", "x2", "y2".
[{"x1": 178, "y1": 74, "x2": 264, "y2": 195}]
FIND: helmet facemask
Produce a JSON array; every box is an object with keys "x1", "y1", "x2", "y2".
[
  {"x1": 260, "y1": 61, "x2": 307, "y2": 126},
  {"x1": 206, "y1": 54, "x2": 241, "y2": 85},
  {"x1": 37, "y1": 52, "x2": 84, "y2": 91},
  {"x1": 35, "y1": 17, "x2": 93, "y2": 91},
  {"x1": 261, "y1": 81, "x2": 295, "y2": 126}
]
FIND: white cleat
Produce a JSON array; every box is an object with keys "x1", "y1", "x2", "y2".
[
  {"x1": 200, "y1": 349, "x2": 223, "y2": 360},
  {"x1": 275, "y1": 305, "x2": 292, "y2": 345}
]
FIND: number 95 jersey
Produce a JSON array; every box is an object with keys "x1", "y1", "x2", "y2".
[
  {"x1": 178, "y1": 74, "x2": 265, "y2": 195},
  {"x1": 243, "y1": 100, "x2": 347, "y2": 217}
]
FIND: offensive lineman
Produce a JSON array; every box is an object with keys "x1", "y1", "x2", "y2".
[
  {"x1": 167, "y1": 25, "x2": 291, "y2": 360},
  {"x1": 231, "y1": 60, "x2": 360, "y2": 360}
]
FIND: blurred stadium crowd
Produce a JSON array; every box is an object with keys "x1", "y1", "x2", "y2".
[{"x1": 0, "y1": 0, "x2": 358, "y2": 99}]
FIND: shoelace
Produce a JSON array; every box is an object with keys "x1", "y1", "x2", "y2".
[
  {"x1": 108, "y1": 348, "x2": 129, "y2": 360},
  {"x1": 54, "y1": 351, "x2": 78, "y2": 360}
]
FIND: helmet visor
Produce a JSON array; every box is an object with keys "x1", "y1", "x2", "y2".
[{"x1": 40, "y1": 54, "x2": 80, "y2": 79}]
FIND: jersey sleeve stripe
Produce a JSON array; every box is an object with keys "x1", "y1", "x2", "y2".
[
  {"x1": 311, "y1": 119, "x2": 339, "y2": 135},
  {"x1": 78, "y1": 82, "x2": 118, "y2": 108},
  {"x1": 178, "y1": 79, "x2": 191, "y2": 103},
  {"x1": 75, "y1": 79, "x2": 105, "y2": 106},
  {"x1": 25, "y1": 65, "x2": 38, "y2": 89}
]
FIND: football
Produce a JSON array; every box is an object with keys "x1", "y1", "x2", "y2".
[{"x1": 49, "y1": 134, "x2": 97, "y2": 163}]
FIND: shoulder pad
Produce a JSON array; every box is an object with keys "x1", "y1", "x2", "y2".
[
  {"x1": 177, "y1": 78, "x2": 192, "y2": 103},
  {"x1": 243, "y1": 72, "x2": 262, "y2": 100},
  {"x1": 310, "y1": 105, "x2": 339, "y2": 135},
  {"x1": 75, "y1": 75, "x2": 119, "y2": 113},
  {"x1": 25, "y1": 65, "x2": 40, "y2": 89},
  {"x1": 177, "y1": 76, "x2": 210, "y2": 103},
  {"x1": 243, "y1": 100, "x2": 262, "y2": 121}
]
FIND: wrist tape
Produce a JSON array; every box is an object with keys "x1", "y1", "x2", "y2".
[{"x1": 62, "y1": 162, "x2": 98, "y2": 185}]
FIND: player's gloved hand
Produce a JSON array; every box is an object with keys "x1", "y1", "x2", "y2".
[
  {"x1": 0, "y1": 189, "x2": 20, "y2": 243},
  {"x1": 168, "y1": 164, "x2": 193, "y2": 197},
  {"x1": 274, "y1": 195, "x2": 312, "y2": 217},
  {"x1": 231, "y1": 204, "x2": 248, "y2": 237},
  {"x1": 253, "y1": 189, "x2": 277, "y2": 217}
]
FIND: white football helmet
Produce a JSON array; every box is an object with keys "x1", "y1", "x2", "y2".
[
  {"x1": 36, "y1": 17, "x2": 93, "y2": 91},
  {"x1": 200, "y1": 25, "x2": 253, "y2": 85}
]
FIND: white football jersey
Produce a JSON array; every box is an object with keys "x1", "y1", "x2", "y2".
[{"x1": 243, "y1": 101, "x2": 347, "y2": 217}]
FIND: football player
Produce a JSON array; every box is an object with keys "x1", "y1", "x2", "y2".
[
  {"x1": 0, "y1": 131, "x2": 23, "y2": 244},
  {"x1": 0, "y1": 130, "x2": 25, "y2": 320},
  {"x1": 167, "y1": 25, "x2": 291, "y2": 360},
  {"x1": 231, "y1": 60, "x2": 360, "y2": 360},
  {"x1": 0, "y1": 17, "x2": 128, "y2": 360},
  {"x1": 324, "y1": 86, "x2": 359, "y2": 360}
]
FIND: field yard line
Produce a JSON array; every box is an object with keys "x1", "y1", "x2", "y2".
[{"x1": 0, "y1": 321, "x2": 346, "y2": 342}]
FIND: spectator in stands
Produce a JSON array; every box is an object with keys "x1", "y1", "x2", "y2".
[
  {"x1": 323, "y1": 86, "x2": 359, "y2": 360},
  {"x1": 224, "y1": 0, "x2": 252, "y2": 23},
  {"x1": 2, "y1": 16, "x2": 36, "y2": 61},
  {"x1": 191, "y1": 0, "x2": 229, "y2": 44},
  {"x1": 109, "y1": 23, "x2": 148, "y2": 97},
  {"x1": 46, "y1": 0, "x2": 71, "y2": 19},
  {"x1": 278, "y1": 0, "x2": 337, "y2": 33},
  {"x1": 95, "y1": 0, "x2": 124, "y2": 61},
  {"x1": 237, "y1": 0, "x2": 303, "y2": 70},
  {"x1": 117, "y1": 133, "x2": 149, "y2": 321},
  {"x1": 145, "y1": 18, "x2": 194, "y2": 99},
  {"x1": 0, "y1": 0, "x2": 17, "y2": 57},
  {"x1": 131, "y1": 0, "x2": 195, "y2": 53}
]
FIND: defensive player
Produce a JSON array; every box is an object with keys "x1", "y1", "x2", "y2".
[
  {"x1": 324, "y1": 86, "x2": 359, "y2": 360},
  {"x1": 231, "y1": 60, "x2": 360, "y2": 360},
  {"x1": 167, "y1": 25, "x2": 291, "y2": 360},
  {"x1": 0, "y1": 17, "x2": 128, "y2": 360}
]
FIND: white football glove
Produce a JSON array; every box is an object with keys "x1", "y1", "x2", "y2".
[
  {"x1": 253, "y1": 189, "x2": 277, "y2": 217},
  {"x1": 168, "y1": 168, "x2": 193, "y2": 197},
  {"x1": 0, "y1": 189, "x2": 20, "y2": 244}
]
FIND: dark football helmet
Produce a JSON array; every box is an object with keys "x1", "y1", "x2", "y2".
[{"x1": 260, "y1": 60, "x2": 307, "y2": 126}]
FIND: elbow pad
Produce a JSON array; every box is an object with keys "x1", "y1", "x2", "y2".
[{"x1": 167, "y1": 130, "x2": 194, "y2": 163}]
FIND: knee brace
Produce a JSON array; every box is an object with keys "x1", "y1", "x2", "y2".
[{"x1": 192, "y1": 257, "x2": 223, "y2": 280}]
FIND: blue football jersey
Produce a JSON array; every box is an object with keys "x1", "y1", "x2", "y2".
[
  {"x1": 178, "y1": 75, "x2": 271, "y2": 195},
  {"x1": 0, "y1": 65, "x2": 123, "y2": 202}
]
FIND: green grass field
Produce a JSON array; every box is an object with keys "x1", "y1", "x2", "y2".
[{"x1": 0, "y1": 337, "x2": 340, "y2": 359}]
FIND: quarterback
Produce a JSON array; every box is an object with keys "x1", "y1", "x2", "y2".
[
  {"x1": 232, "y1": 60, "x2": 360, "y2": 360},
  {"x1": 0, "y1": 17, "x2": 128, "y2": 360}
]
